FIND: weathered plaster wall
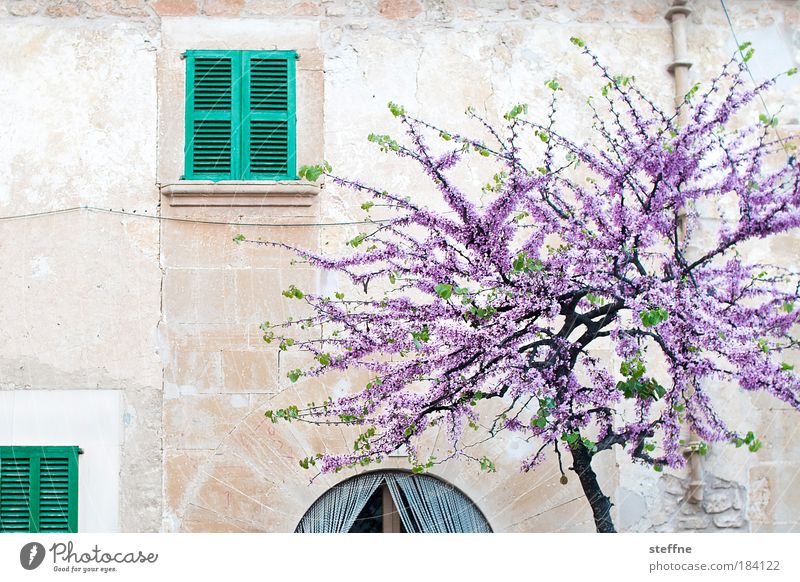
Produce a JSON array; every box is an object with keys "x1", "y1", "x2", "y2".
[
  {"x1": 1, "y1": 0, "x2": 798, "y2": 533},
  {"x1": 0, "y1": 18, "x2": 163, "y2": 531}
]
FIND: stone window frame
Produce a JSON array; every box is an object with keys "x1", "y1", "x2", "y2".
[{"x1": 157, "y1": 18, "x2": 323, "y2": 207}]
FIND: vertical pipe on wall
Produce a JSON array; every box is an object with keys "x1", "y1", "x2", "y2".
[{"x1": 666, "y1": 0, "x2": 704, "y2": 505}]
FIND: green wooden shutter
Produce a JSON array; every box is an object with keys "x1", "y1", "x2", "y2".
[
  {"x1": 243, "y1": 51, "x2": 297, "y2": 180},
  {"x1": 184, "y1": 51, "x2": 240, "y2": 180},
  {"x1": 0, "y1": 447, "x2": 79, "y2": 533}
]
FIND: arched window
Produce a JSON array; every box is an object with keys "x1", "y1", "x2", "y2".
[{"x1": 295, "y1": 471, "x2": 492, "y2": 533}]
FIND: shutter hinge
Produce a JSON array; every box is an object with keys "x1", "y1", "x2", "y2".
[{"x1": 180, "y1": 51, "x2": 187, "y2": 60}]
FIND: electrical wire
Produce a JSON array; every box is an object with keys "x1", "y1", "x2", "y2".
[
  {"x1": 719, "y1": 0, "x2": 792, "y2": 156},
  {"x1": 0, "y1": 205, "x2": 392, "y2": 227}
]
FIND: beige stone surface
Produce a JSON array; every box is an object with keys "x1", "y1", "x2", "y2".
[
  {"x1": 152, "y1": 0, "x2": 199, "y2": 17},
  {"x1": 1, "y1": 0, "x2": 799, "y2": 534}
]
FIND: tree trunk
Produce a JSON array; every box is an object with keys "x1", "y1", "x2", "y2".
[{"x1": 569, "y1": 442, "x2": 616, "y2": 533}]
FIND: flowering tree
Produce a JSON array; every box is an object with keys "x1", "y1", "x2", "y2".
[{"x1": 256, "y1": 39, "x2": 800, "y2": 533}]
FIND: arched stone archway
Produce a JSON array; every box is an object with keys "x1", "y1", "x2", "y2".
[{"x1": 295, "y1": 469, "x2": 492, "y2": 533}]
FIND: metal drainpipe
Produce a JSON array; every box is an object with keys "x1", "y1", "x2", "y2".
[{"x1": 666, "y1": 0, "x2": 704, "y2": 504}]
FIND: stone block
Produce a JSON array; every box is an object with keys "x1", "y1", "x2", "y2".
[
  {"x1": 702, "y1": 491, "x2": 733, "y2": 514},
  {"x1": 164, "y1": 449, "x2": 210, "y2": 521},
  {"x1": 163, "y1": 268, "x2": 230, "y2": 324},
  {"x1": 713, "y1": 510, "x2": 746, "y2": 529},
  {"x1": 677, "y1": 513, "x2": 711, "y2": 530},
  {"x1": 378, "y1": 0, "x2": 421, "y2": 19},
  {"x1": 748, "y1": 464, "x2": 800, "y2": 525},
  {"x1": 164, "y1": 393, "x2": 254, "y2": 449},
  {"x1": 8, "y1": 0, "x2": 40, "y2": 16},
  {"x1": 203, "y1": 0, "x2": 245, "y2": 16},
  {"x1": 181, "y1": 504, "x2": 262, "y2": 532},
  {"x1": 165, "y1": 349, "x2": 224, "y2": 394},
  {"x1": 292, "y1": 1, "x2": 320, "y2": 16},
  {"x1": 222, "y1": 349, "x2": 280, "y2": 392},
  {"x1": 45, "y1": 0, "x2": 82, "y2": 16},
  {"x1": 152, "y1": 0, "x2": 199, "y2": 16}
]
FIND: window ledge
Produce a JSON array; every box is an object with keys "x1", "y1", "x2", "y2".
[{"x1": 160, "y1": 181, "x2": 320, "y2": 207}]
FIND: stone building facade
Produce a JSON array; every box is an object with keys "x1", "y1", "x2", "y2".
[{"x1": 0, "y1": 0, "x2": 798, "y2": 532}]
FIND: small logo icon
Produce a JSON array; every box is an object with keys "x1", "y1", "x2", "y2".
[{"x1": 20, "y1": 542, "x2": 46, "y2": 570}]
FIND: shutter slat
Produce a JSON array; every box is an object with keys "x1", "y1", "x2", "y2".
[
  {"x1": 36, "y1": 457, "x2": 70, "y2": 533},
  {"x1": 249, "y1": 119, "x2": 289, "y2": 174},
  {"x1": 192, "y1": 57, "x2": 232, "y2": 111},
  {"x1": 250, "y1": 58, "x2": 289, "y2": 112},
  {"x1": 0, "y1": 457, "x2": 31, "y2": 532},
  {"x1": 192, "y1": 119, "x2": 233, "y2": 174}
]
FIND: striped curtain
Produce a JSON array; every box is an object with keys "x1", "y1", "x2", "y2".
[
  {"x1": 384, "y1": 473, "x2": 491, "y2": 533},
  {"x1": 296, "y1": 471, "x2": 491, "y2": 533},
  {"x1": 295, "y1": 473, "x2": 383, "y2": 533}
]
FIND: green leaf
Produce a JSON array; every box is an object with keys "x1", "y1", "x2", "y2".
[
  {"x1": 387, "y1": 101, "x2": 406, "y2": 117},
  {"x1": 653, "y1": 464, "x2": 663, "y2": 472},
  {"x1": 570, "y1": 37, "x2": 585, "y2": 48},
  {"x1": 368, "y1": 133, "x2": 401, "y2": 153},
  {"x1": 788, "y1": 67, "x2": 798, "y2": 77},
  {"x1": 640, "y1": 307, "x2": 669, "y2": 328},
  {"x1": 479, "y1": 457, "x2": 496, "y2": 472},
  {"x1": 434, "y1": 283, "x2": 453, "y2": 300},
  {"x1": 233, "y1": 233, "x2": 246, "y2": 243},
  {"x1": 388, "y1": 272, "x2": 397, "y2": 285},
  {"x1": 503, "y1": 103, "x2": 528, "y2": 120},
  {"x1": 287, "y1": 369, "x2": 303, "y2": 383},
  {"x1": 759, "y1": 113, "x2": 778, "y2": 127},
  {"x1": 316, "y1": 353, "x2": 331, "y2": 366},
  {"x1": 738, "y1": 42, "x2": 754, "y2": 62},
  {"x1": 282, "y1": 285, "x2": 305, "y2": 299},
  {"x1": 782, "y1": 301, "x2": 795, "y2": 313},
  {"x1": 545, "y1": 79, "x2": 561, "y2": 91},
  {"x1": 360, "y1": 201, "x2": 375, "y2": 211},
  {"x1": 299, "y1": 164, "x2": 326, "y2": 182},
  {"x1": 348, "y1": 233, "x2": 368, "y2": 247},
  {"x1": 335, "y1": 292, "x2": 345, "y2": 300}
]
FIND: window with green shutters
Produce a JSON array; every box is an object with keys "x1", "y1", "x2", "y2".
[
  {"x1": 184, "y1": 50, "x2": 297, "y2": 181},
  {"x1": 0, "y1": 447, "x2": 79, "y2": 533}
]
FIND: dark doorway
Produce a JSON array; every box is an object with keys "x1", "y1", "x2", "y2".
[{"x1": 348, "y1": 483, "x2": 406, "y2": 533}]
